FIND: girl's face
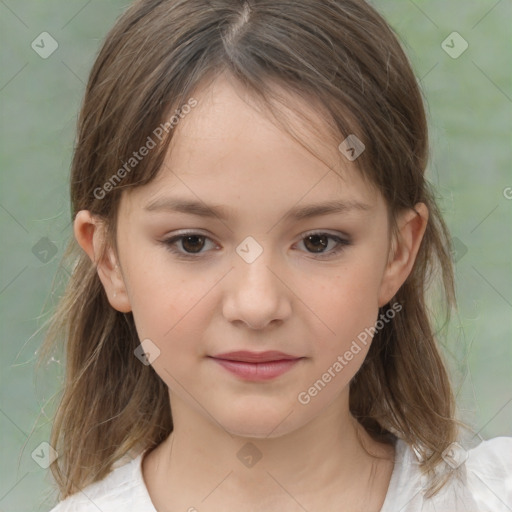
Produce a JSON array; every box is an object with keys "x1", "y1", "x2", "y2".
[{"x1": 87, "y1": 75, "x2": 421, "y2": 438}]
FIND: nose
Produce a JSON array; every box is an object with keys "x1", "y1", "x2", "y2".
[{"x1": 222, "y1": 247, "x2": 292, "y2": 330}]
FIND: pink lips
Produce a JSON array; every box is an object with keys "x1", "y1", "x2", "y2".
[{"x1": 208, "y1": 350, "x2": 303, "y2": 381}]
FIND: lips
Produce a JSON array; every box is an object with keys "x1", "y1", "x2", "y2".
[
  {"x1": 210, "y1": 350, "x2": 300, "y2": 363},
  {"x1": 208, "y1": 351, "x2": 304, "y2": 381}
]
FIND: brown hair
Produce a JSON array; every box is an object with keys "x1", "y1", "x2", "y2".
[{"x1": 38, "y1": 0, "x2": 460, "y2": 501}]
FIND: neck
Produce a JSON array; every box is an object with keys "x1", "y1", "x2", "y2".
[{"x1": 143, "y1": 389, "x2": 395, "y2": 511}]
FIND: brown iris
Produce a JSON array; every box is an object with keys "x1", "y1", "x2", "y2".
[
  {"x1": 303, "y1": 234, "x2": 329, "y2": 253},
  {"x1": 181, "y1": 235, "x2": 206, "y2": 253}
]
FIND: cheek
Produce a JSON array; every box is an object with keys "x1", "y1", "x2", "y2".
[
  {"x1": 310, "y1": 266, "x2": 382, "y2": 337},
  {"x1": 125, "y1": 255, "x2": 222, "y2": 357},
  {"x1": 302, "y1": 259, "x2": 384, "y2": 385}
]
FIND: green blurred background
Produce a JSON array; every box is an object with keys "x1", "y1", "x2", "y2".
[{"x1": 0, "y1": 1, "x2": 511, "y2": 510}]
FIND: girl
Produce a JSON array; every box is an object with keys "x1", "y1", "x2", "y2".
[{"x1": 41, "y1": 0, "x2": 511, "y2": 510}]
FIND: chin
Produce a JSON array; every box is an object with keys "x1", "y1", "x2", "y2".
[
  {"x1": 225, "y1": 422, "x2": 292, "y2": 440},
  {"x1": 215, "y1": 400, "x2": 302, "y2": 439}
]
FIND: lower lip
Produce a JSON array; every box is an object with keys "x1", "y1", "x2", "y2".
[{"x1": 210, "y1": 357, "x2": 302, "y2": 381}]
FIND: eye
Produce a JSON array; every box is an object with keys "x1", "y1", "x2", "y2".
[
  {"x1": 295, "y1": 231, "x2": 351, "y2": 259},
  {"x1": 161, "y1": 230, "x2": 351, "y2": 260},
  {"x1": 162, "y1": 232, "x2": 218, "y2": 258}
]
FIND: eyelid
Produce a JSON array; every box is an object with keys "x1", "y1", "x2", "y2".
[{"x1": 300, "y1": 229, "x2": 349, "y2": 240}]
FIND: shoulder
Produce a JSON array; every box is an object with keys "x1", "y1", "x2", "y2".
[
  {"x1": 466, "y1": 435, "x2": 512, "y2": 471},
  {"x1": 47, "y1": 451, "x2": 156, "y2": 512},
  {"x1": 381, "y1": 436, "x2": 512, "y2": 512},
  {"x1": 463, "y1": 436, "x2": 512, "y2": 509}
]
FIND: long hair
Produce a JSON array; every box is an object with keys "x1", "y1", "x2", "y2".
[{"x1": 38, "y1": 0, "x2": 459, "y2": 500}]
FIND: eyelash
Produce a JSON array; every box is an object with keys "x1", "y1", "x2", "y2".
[{"x1": 161, "y1": 231, "x2": 351, "y2": 260}]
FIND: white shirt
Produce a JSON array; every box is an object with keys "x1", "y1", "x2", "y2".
[{"x1": 48, "y1": 436, "x2": 512, "y2": 511}]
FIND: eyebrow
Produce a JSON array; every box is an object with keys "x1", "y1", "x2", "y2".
[{"x1": 143, "y1": 197, "x2": 372, "y2": 221}]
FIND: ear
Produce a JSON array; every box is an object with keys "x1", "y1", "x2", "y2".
[
  {"x1": 73, "y1": 210, "x2": 132, "y2": 313},
  {"x1": 378, "y1": 202, "x2": 429, "y2": 307}
]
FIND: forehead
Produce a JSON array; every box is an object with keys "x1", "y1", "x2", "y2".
[{"x1": 120, "y1": 75, "x2": 382, "y2": 219}]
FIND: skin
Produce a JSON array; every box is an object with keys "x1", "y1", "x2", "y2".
[{"x1": 74, "y1": 74, "x2": 428, "y2": 512}]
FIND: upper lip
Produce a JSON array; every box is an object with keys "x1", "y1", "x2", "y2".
[{"x1": 210, "y1": 350, "x2": 302, "y2": 363}]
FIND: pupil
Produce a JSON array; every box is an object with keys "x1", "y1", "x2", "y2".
[
  {"x1": 305, "y1": 235, "x2": 328, "y2": 253},
  {"x1": 183, "y1": 235, "x2": 204, "y2": 253}
]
